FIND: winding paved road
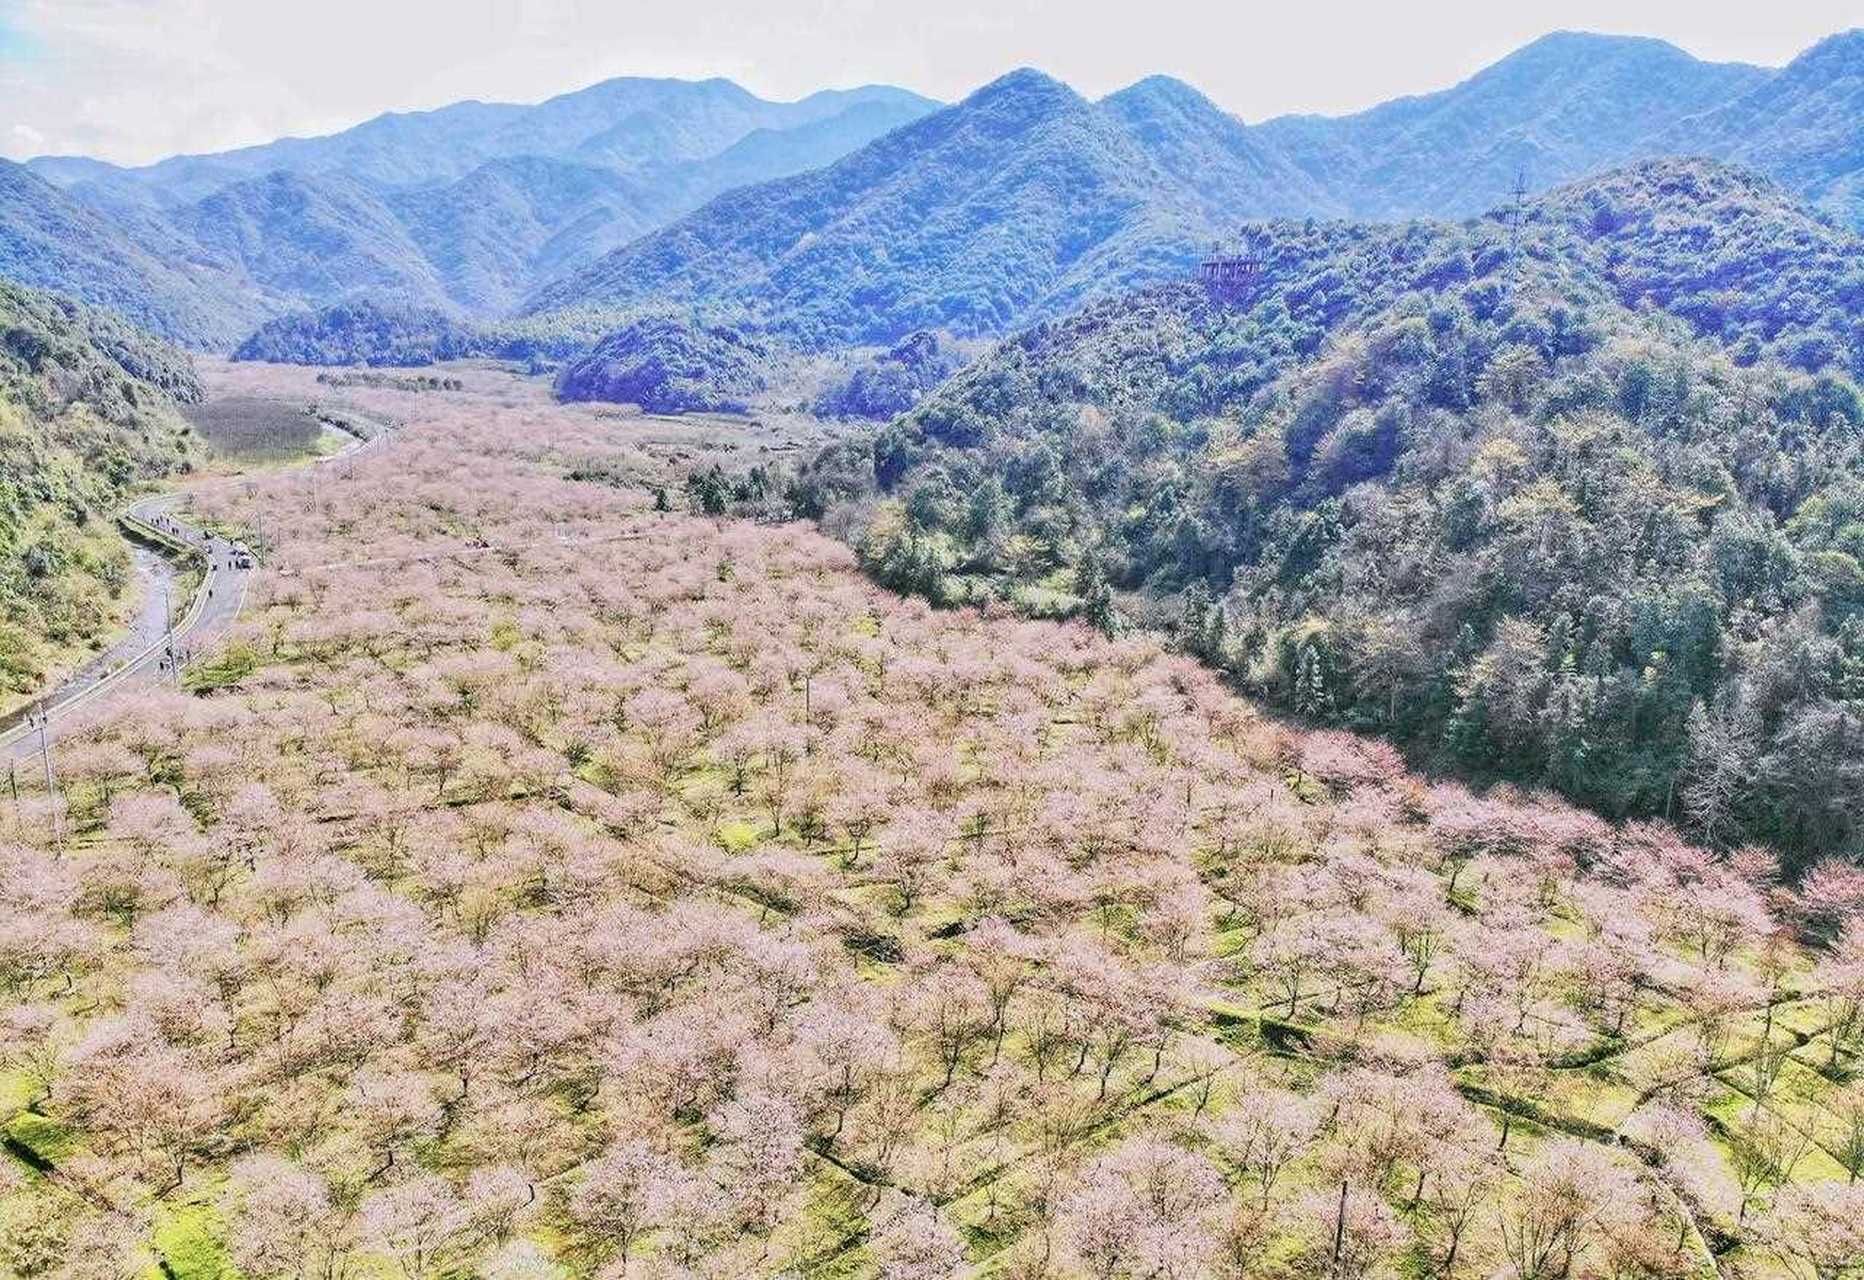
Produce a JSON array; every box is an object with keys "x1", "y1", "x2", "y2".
[{"x1": 0, "y1": 418, "x2": 383, "y2": 766}]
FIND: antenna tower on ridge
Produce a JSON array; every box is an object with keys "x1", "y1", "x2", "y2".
[
  {"x1": 1505, "y1": 167, "x2": 1529, "y2": 297},
  {"x1": 1198, "y1": 229, "x2": 1265, "y2": 305}
]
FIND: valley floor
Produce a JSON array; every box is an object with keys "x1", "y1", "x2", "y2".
[{"x1": 0, "y1": 365, "x2": 1858, "y2": 1280}]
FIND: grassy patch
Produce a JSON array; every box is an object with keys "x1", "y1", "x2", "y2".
[
  {"x1": 183, "y1": 396, "x2": 331, "y2": 465},
  {"x1": 185, "y1": 637, "x2": 260, "y2": 692},
  {"x1": 152, "y1": 1198, "x2": 235, "y2": 1280},
  {"x1": 715, "y1": 817, "x2": 763, "y2": 853},
  {"x1": 5, "y1": 1110, "x2": 77, "y2": 1167}
]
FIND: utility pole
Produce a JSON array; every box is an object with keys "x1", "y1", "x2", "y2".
[
  {"x1": 1330, "y1": 1180, "x2": 1348, "y2": 1279},
  {"x1": 37, "y1": 704, "x2": 61, "y2": 852}
]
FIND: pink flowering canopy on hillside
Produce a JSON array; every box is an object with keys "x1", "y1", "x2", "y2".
[{"x1": 2, "y1": 365, "x2": 1860, "y2": 1279}]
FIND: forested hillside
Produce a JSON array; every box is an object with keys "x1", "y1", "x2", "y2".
[
  {"x1": 556, "y1": 312, "x2": 777, "y2": 413},
  {"x1": 0, "y1": 161, "x2": 269, "y2": 348},
  {"x1": 801, "y1": 160, "x2": 1864, "y2": 862},
  {"x1": 233, "y1": 298, "x2": 647, "y2": 370},
  {"x1": 1253, "y1": 31, "x2": 1770, "y2": 221},
  {"x1": 521, "y1": 68, "x2": 1322, "y2": 346},
  {"x1": 233, "y1": 299, "x2": 485, "y2": 367},
  {"x1": 815, "y1": 330, "x2": 969, "y2": 419},
  {"x1": 1658, "y1": 29, "x2": 1864, "y2": 231},
  {"x1": 382, "y1": 157, "x2": 666, "y2": 314},
  {"x1": 0, "y1": 279, "x2": 200, "y2": 697},
  {"x1": 171, "y1": 171, "x2": 453, "y2": 310}
]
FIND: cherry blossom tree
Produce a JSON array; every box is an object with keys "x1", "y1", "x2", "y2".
[
  {"x1": 1755, "y1": 1182, "x2": 1864, "y2": 1280},
  {"x1": 1494, "y1": 1140, "x2": 1635, "y2": 1280},
  {"x1": 360, "y1": 1175, "x2": 470, "y2": 1280},
  {"x1": 222, "y1": 1155, "x2": 354, "y2": 1280},
  {"x1": 708, "y1": 1089, "x2": 805, "y2": 1233},
  {"x1": 868, "y1": 1194, "x2": 966, "y2": 1280},
  {"x1": 1214, "y1": 1086, "x2": 1320, "y2": 1210},
  {"x1": 569, "y1": 1139, "x2": 677, "y2": 1267}
]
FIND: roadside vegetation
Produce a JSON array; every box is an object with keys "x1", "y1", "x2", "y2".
[
  {"x1": 3, "y1": 371, "x2": 1861, "y2": 1279},
  {"x1": 0, "y1": 279, "x2": 200, "y2": 710}
]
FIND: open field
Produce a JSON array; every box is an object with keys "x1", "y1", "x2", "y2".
[
  {"x1": 179, "y1": 391, "x2": 356, "y2": 479},
  {"x1": 1, "y1": 370, "x2": 1859, "y2": 1280},
  {"x1": 181, "y1": 395, "x2": 329, "y2": 461}
]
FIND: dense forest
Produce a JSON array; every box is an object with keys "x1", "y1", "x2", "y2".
[
  {"x1": 233, "y1": 298, "x2": 647, "y2": 370},
  {"x1": 0, "y1": 279, "x2": 200, "y2": 696},
  {"x1": 814, "y1": 331, "x2": 968, "y2": 420},
  {"x1": 233, "y1": 299, "x2": 485, "y2": 367},
  {"x1": 555, "y1": 312, "x2": 778, "y2": 413},
  {"x1": 798, "y1": 160, "x2": 1864, "y2": 863}
]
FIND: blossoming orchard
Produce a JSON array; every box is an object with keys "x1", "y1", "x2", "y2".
[{"x1": 3, "y1": 366, "x2": 1862, "y2": 1280}]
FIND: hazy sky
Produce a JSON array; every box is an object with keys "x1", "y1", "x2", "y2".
[{"x1": 2, "y1": 0, "x2": 1857, "y2": 165}]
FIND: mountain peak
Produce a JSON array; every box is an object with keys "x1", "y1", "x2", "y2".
[
  {"x1": 1114, "y1": 73, "x2": 1200, "y2": 97},
  {"x1": 1512, "y1": 29, "x2": 1687, "y2": 54},
  {"x1": 963, "y1": 68, "x2": 1077, "y2": 109},
  {"x1": 1099, "y1": 75, "x2": 1244, "y2": 141},
  {"x1": 556, "y1": 73, "x2": 753, "y2": 102},
  {"x1": 793, "y1": 84, "x2": 941, "y2": 111},
  {"x1": 1102, "y1": 75, "x2": 1220, "y2": 114},
  {"x1": 1783, "y1": 27, "x2": 1864, "y2": 74},
  {"x1": 1473, "y1": 28, "x2": 1719, "y2": 83}
]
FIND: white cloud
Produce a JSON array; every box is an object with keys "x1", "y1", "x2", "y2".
[{"x1": 0, "y1": 0, "x2": 1857, "y2": 165}]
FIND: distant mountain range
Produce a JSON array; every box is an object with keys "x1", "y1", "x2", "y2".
[
  {"x1": 529, "y1": 69, "x2": 1274, "y2": 344},
  {"x1": 5, "y1": 78, "x2": 937, "y2": 344},
  {"x1": 539, "y1": 30, "x2": 1864, "y2": 348},
  {"x1": 27, "y1": 77, "x2": 935, "y2": 201},
  {"x1": 0, "y1": 161, "x2": 272, "y2": 347},
  {"x1": 4, "y1": 29, "x2": 1862, "y2": 352}
]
